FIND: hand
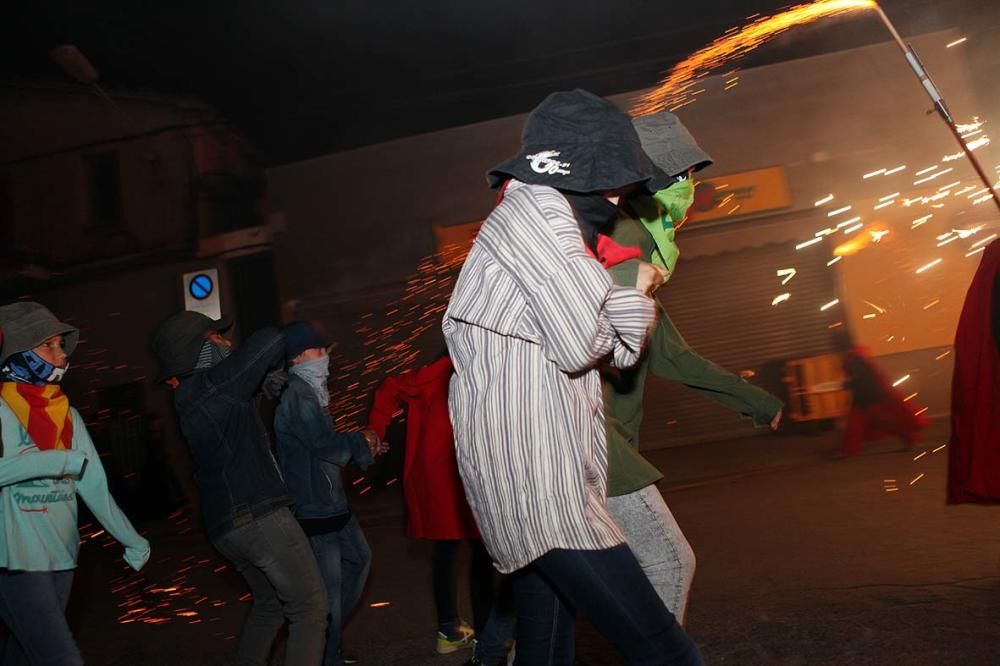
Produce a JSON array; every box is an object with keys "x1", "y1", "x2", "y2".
[
  {"x1": 636, "y1": 261, "x2": 669, "y2": 295},
  {"x1": 770, "y1": 410, "x2": 783, "y2": 431},
  {"x1": 361, "y1": 429, "x2": 389, "y2": 456},
  {"x1": 261, "y1": 369, "x2": 288, "y2": 399}
]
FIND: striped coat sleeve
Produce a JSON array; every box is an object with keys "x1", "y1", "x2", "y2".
[{"x1": 477, "y1": 185, "x2": 655, "y2": 373}]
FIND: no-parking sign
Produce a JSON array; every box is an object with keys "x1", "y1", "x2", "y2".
[{"x1": 182, "y1": 268, "x2": 222, "y2": 320}]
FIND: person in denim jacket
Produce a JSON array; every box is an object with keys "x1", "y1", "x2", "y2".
[
  {"x1": 152, "y1": 311, "x2": 328, "y2": 666},
  {"x1": 274, "y1": 321, "x2": 385, "y2": 666}
]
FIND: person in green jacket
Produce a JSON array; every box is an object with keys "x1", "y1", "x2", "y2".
[
  {"x1": 604, "y1": 111, "x2": 783, "y2": 624},
  {"x1": 0, "y1": 303, "x2": 150, "y2": 666}
]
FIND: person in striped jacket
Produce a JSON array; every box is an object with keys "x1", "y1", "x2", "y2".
[{"x1": 443, "y1": 89, "x2": 702, "y2": 665}]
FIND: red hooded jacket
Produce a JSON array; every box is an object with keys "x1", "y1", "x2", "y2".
[
  {"x1": 948, "y1": 239, "x2": 1000, "y2": 503},
  {"x1": 368, "y1": 356, "x2": 480, "y2": 539}
]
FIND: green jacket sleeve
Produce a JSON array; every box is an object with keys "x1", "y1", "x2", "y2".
[
  {"x1": 0, "y1": 450, "x2": 87, "y2": 487},
  {"x1": 71, "y1": 410, "x2": 151, "y2": 571},
  {"x1": 648, "y1": 305, "x2": 783, "y2": 426}
]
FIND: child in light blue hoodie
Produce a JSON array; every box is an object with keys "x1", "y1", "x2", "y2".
[{"x1": 0, "y1": 303, "x2": 150, "y2": 666}]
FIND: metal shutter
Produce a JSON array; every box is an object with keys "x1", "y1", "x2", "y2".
[{"x1": 641, "y1": 239, "x2": 839, "y2": 448}]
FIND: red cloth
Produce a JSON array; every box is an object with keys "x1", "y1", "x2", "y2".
[
  {"x1": 841, "y1": 347, "x2": 928, "y2": 456},
  {"x1": 368, "y1": 357, "x2": 480, "y2": 539},
  {"x1": 948, "y1": 240, "x2": 1000, "y2": 503}
]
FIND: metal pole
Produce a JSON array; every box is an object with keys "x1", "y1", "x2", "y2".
[{"x1": 873, "y1": 5, "x2": 1000, "y2": 215}]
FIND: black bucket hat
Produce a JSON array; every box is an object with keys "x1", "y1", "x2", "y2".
[
  {"x1": 633, "y1": 111, "x2": 714, "y2": 192},
  {"x1": 0, "y1": 302, "x2": 79, "y2": 364},
  {"x1": 487, "y1": 89, "x2": 662, "y2": 193},
  {"x1": 151, "y1": 310, "x2": 233, "y2": 380}
]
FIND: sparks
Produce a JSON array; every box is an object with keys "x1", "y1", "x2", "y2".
[
  {"x1": 946, "y1": 37, "x2": 967, "y2": 48},
  {"x1": 971, "y1": 233, "x2": 997, "y2": 248},
  {"x1": 910, "y1": 473, "x2": 925, "y2": 485},
  {"x1": 915, "y1": 258, "x2": 942, "y2": 274},
  {"x1": 827, "y1": 256, "x2": 842, "y2": 266},
  {"x1": 932, "y1": 444, "x2": 947, "y2": 453},
  {"x1": 814, "y1": 194, "x2": 835, "y2": 206},
  {"x1": 771, "y1": 293, "x2": 791, "y2": 306},
  {"x1": 820, "y1": 298, "x2": 840, "y2": 311},
  {"x1": 795, "y1": 237, "x2": 823, "y2": 250},
  {"x1": 934, "y1": 349, "x2": 951, "y2": 360},
  {"x1": 828, "y1": 205, "x2": 853, "y2": 217},
  {"x1": 632, "y1": 0, "x2": 878, "y2": 115},
  {"x1": 777, "y1": 268, "x2": 797, "y2": 284},
  {"x1": 892, "y1": 374, "x2": 910, "y2": 387}
]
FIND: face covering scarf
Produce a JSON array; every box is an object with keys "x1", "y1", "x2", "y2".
[
  {"x1": 561, "y1": 192, "x2": 622, "y2": 254},
  {"x1": 630, "y1": 178, "x2": 696, "y2": 278},
  {"x1": 1, "y1": 350, "x2": 74, "y2": 450},
  {"x1": 194, "y1": 340, "x2": 233, "y2": 370},
  {"x1": 1, "y1": 348, "x2": 68, "y2": 385},
  {"x1": 290, "y1": 356, "x2": 331, "y2": 407}
]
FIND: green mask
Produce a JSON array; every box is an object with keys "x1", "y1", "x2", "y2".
[
  {"x1": 653, "y1": 178, "x2": 695, "y2": 226},
  {"x1": 631, "y1": 179, "x2": 695, "y2": 279}
]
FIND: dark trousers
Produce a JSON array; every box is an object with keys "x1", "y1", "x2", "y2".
[
  {"x1": 431, "y1": 539, "x2": 495, "y2": 632},
  {"x1": 0, "y1": 570, "x2": 81, "y2": 666},
  {"x1": 513, "y1": 545, "x2": 702, "y2": 666},
  {"x1": 212, "y1": 507, "x2": 329, "y2": 666}
]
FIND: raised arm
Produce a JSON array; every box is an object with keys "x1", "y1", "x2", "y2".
[{"x1": 205, "y1": 327, "x2": 286, "y2": 400}]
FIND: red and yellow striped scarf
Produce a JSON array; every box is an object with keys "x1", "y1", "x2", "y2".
[{"x1": 0, "y1": 382, "x2": 74, "y2": 450}]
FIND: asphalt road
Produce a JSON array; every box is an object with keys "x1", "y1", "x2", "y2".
[{"x1": 15, "y1": 419, "x2": 1000, "y2": 665}]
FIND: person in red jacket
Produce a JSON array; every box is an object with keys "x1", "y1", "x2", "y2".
[
  {"x1": 369, "y1": 355, "x2": 505, "y2": 660},
  {"x1": 840, "y1": 344, "x2": 929, "y2": 457},
  {"x1": 948, "y1": 239, "x2": 1000, "y2": 503}
]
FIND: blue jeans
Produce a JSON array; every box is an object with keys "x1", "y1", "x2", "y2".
[
  {"x1": 0, "y1": 570, "x2": 80, "y2": 666},
  {"x1": 309, "y1": 516, "x2": 372, "y2": 666},
  {"x1": 513, "y1": 545, "x2": 702, "y2": 666},
  {"x1": 213, "y1": 506, "x2": 329, "y2": 666}
]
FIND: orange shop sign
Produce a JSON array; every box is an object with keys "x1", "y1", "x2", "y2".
[{"x1": 689, "y1": 166, "x2": 791, "y2": 223}]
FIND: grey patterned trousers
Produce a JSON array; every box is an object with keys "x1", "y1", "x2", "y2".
[{"x1": 607, "y1": 483, "x2": 697, "y2": 624}]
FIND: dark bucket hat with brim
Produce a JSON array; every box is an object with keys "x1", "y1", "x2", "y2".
[
  {"x1": 487, "y1": 89, "x2": 664, "y2": 194},
  {"x1": 633, "y1": 110, "x2": 714, "y2": 192},
  {"x1": 0, "y1": 302, "x2": 80, "y2": 364},
  {"x1": 151, "y1": 310, "x2": 233, "y2": 380}
]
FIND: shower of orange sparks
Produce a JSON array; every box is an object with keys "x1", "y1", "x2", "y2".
[{"x1": 632, "y1": 0, "x2": 878, "y2": 116}]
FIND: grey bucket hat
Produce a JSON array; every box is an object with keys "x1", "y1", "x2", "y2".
[
  {"x1": 151, "y1": 310, "x2": 233, "y2": 380},
  {"x1": 0, "y1": 302, "x2": 79, "y2": 364},
  {"x1": 633, "y1": 111, "x2": 714, "y2": 192},
  {"x1": 487, "y1": 89, "x2": 663, "y2": 193}
]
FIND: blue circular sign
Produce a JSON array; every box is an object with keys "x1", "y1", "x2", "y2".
[{"x1": 189, "y1": 273, "x2": 214, "y2": 301}]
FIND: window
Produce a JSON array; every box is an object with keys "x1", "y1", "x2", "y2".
[{"x1": 85, "y1": 151, "x2": 121, "y2": 229}]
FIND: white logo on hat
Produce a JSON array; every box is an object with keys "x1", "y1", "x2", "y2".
[{"x1": 527, "y1": 151, "x2": 571, "y2": 176}]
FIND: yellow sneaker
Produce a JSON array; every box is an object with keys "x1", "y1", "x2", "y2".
[{"x1": 436, "y1": 623, "x2": 475, "y2": 654}]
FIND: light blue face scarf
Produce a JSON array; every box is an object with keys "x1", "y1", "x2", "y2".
[{"x1": 290, "y1": 356, "x2": 330, "y2": 406}]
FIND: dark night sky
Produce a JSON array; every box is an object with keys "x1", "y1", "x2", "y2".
[{"x1": 3, "y1": 0, "x2": 999, "y2": 164}]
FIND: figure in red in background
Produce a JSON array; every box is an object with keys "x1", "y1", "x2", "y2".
[
  {"x1": 948, "y1": 239, "x2": 1000, "y2": 503},
  {"x1": 368, "y1": 355, "x2": 509, "y2": 661},
  {"x1": 841, "y1": 346, "x2": 929, "y2": 457}
]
